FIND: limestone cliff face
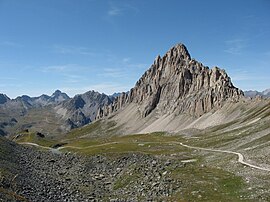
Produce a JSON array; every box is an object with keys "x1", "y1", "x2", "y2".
[{"x1": 96, "y1": 44, "x2": 243, "y2": 119}]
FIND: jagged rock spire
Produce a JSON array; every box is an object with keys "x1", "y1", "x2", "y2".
[{"x1": 96, "y1": 43, "x2": 243, "y2": 120}]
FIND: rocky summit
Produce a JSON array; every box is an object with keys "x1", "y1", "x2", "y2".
[
  {"x1": 97, "y1": 44, "x2": 243, "y2": 120},
  {"x1": 0, "y1": 43, "x2": 270, "y2": 202},
  {"x1": 0, "y1": 94, "x2": 10, "y2": 105},
  {"x1": 55, "y1": 90, "x2": 113, "y2": 129}
]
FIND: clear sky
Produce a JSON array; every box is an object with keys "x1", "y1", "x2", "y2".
[{"x1": 0, "y1": 0, "x2": 269, "y2": 98}]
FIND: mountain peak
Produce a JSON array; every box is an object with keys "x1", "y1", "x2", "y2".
[
  {"x1": 52, "y1": 90, "x2": 63, "y2": 96},
  {"x1": 0, "y1": 93, "x2": 10, "y2": 104},
  {"x1": 168, "y1": 43, "x2": 191, "y2": 60},
  {"x1": 172, "y1": 43, "x2": 189, "y2": 52},
  {"x1": 50, "y1": 90, "x2": 70, "y2": 103},
  {"x1": 97, "y1": 44, "x2": 243, "y2": 120}
]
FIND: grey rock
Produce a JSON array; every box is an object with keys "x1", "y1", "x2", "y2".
[
  {"x1": 56, "y1": 90, "x2": 113, "y2": 129},
  {"x1": 244, "y1": 88, "x2": 270, "y2": 98},
  {"x1": 0, "y1": 93, "x2": 10, "y2": 104},
  {"x1": 97, "y1": 43, "x2": 243, "y2": 120}
]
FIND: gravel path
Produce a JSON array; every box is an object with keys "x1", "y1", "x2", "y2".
[
  {"x1": 20, "y1": 141, "x2": 270, "y2": 172},
  {"x1": 178, "y1": 142, "x2": 270, "y2": 172}
]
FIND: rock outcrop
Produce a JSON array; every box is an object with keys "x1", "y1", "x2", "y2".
[
  {"x1": 49, "y1": 90, "x2": 70, "y2": 104},
  {"x1": 97, "y1": 44, "x2": 243, "y2": 120},
  {"x1": 56, "y1": 90, "x2": 113, "y2": 129},
  {"x1": 0, "y1": 94, "x2": 10, "y2": 104}
]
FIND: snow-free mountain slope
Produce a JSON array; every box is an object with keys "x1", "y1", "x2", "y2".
[{"x1": 96, "y1": 44, "x2": 243, "y2": 134}]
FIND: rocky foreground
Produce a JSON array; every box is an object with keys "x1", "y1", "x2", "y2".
[{"x1": 0, "y1": 141, "x2": 182, "y2": 201}]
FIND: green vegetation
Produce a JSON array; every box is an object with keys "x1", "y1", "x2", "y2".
[
  {"x1": 13, "y1": 131, "x2": 57, "y2": 147},
  {"x1": 113, "y1": 172, "x2": 140, "y2": 190},
  {"x1": 65, "y1": 120, "x2": 118, "y2": 140},
  {"x1": 8, "y1": 100, "x2": 269, "y2": 202},
  {"x1": 169, "y1": 162, "x2": 248, "y2": 201},
  {"x1": 60, "y1": 132, "x2": 188, "y2": 156},
  {"x1": 0, "y1": 106, "x2": 66, "y2": 137}
]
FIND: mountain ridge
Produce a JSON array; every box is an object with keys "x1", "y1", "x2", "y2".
[
  {"x1": 0, "y1": 44, "x2": 268, "y2": 135},
  {"x1": 244, "y1": 89, "x2": 270, "y2": 98},
  {"x1": 0, "y1": 89, "x2": 113, "y2": 135},
  {"x1": 97, "y1": 44, "x2": 243, "y2": 122},
  {"x1": 55, "y1": 90, "x2": 112, "y2": 129}
]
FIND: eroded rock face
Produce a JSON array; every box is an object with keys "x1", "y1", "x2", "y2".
[
  {"x1": 97, "y1": 44, "x2": 243, "y2": 119},
  {"x1": 56, "y1": 90, "x2": 112, "y2": 129}
]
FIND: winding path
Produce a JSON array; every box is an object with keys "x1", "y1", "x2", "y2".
[
  {"x1": 57, "y1": 142, "x2": 119, "y2": 150},
  {"x1": 19, "y1": 142, "x2": 52, "y2": 150},
  {"x1": 176, "y1": 142, "x2": 270, "y2": 172},
  {"x1": 19, "y1": 141, "x2": 270, "y2": 172}
]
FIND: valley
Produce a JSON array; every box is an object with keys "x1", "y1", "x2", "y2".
[
  {"x1": 6, "y1": 97, "x2": 269, "y2": 201},
  {"x1": 1, "y1": 0, "x2": 270, "y2": 201},
  {"x1": 0, "y1": 43, "x2": 269, "y2": 201}
]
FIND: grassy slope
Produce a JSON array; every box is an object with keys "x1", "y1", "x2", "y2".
[
  {"x1": 9, "y1": 100, "x2": 270, "y2": 201},
  {"x1": 12, "y1": 129, "x2": 250, "y2": 201},
  {"x1": 1, "y1": 106, "x2": 65, "y2": 136}
]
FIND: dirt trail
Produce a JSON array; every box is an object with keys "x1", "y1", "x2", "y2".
[
  {"x1": 19, "y1": 141, "x2": 270, "y2": 172},
  {"x1": 176, "y1": 142, "x2": 270, "y2": 172},
  {"x1": 19, "y1": 142, "x2": 52, "y2": 150},
  {"x1": 57, "y1": 142, "x2": 119, "y2": 150}
]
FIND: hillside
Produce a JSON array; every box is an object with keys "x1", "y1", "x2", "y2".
[
  {"x1": 0, "y1": 90, "x2": 112, "y2": 136},
  {"x1": 96, "y1": 44, "x2": 244, "y2": 134},
  {"x1": 1, "y1": 43, "x2": 270, "y2": 201},
  {"x1": 55, "y1": 90, "x2": 113, "y2": 129}
]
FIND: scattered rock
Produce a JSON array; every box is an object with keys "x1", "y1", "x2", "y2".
[
  {"x1": 36, "y1": 132, "x2": 45, "y2": 138},
  {"x1": 51, "y1": 143, "x2": 67, "y2": 149},
  {"x1": 0, "y1": 142, "x2": 182, "y2": 201}
]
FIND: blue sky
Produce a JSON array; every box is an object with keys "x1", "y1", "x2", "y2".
[{"x1": 0, "y1": 0, "x2": 269, "y2": 98}]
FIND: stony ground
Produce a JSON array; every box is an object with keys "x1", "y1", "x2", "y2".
[
  {"x1": 0, "y1": 142, "x2": 182, "y2": 202},
  {"x1": 2, "y1": 126, "x2": 270, "y2": 201}
]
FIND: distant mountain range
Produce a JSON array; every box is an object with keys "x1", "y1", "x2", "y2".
[
  {"x1": 244, "y1": 89, "x2": 270, "y2": 98},
  {"x1": 0, "y1": 90, "x2": 115, "y2": 135},
  {"x1": 55, "y1": 90, "x2": 113, "y2": 129},
  {"x1": 0, "y1": 90, "x2": 70, "y2": 107},
  {"x1": 1, "y1": 43, "x2": 270, "y2": 202},
  {"x1": 0, "y1": 44, "x2": 269, "y2": 136}
]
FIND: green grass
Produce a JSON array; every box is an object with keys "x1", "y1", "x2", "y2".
[
  {"x1": 237, "y1": 133, "x2": 270, "y2": 150},
  {"x1": 0, "y1": 105, "x2": 67, "y2": 136},
  {"x1": 110, "y1": 153, "x2": 248, "y2": 201},
  {"x1": 13, "y1": 131, "x2": 57, "y2": 147},
  {"x1": 167, "y1": 157, "x2": 249, "y2": 201},
  {"x1": 189, "y1": 115, "x2": 270, "y2": 149},
  {"x1": 62, "y1": 120, "x2": 122, "y2": 142},
  {"x1": 2, "y1": 99, "x2": 269, "y2": 201},
  {"x1": 60, "y1": 132, "x2": 187, "y2": 156},
  {"x1": 113, "y1": 172, "x2": 140, "y2": 190}
]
